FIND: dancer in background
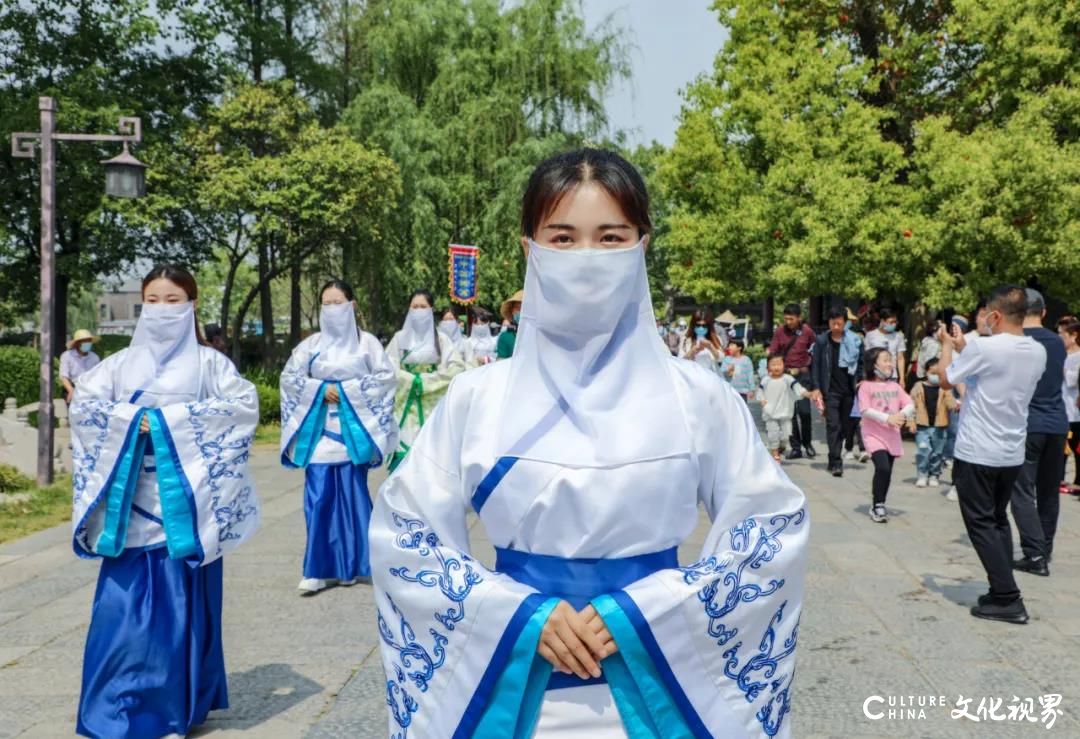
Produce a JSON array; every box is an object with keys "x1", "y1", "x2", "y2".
[
  {"x1": 280, "y1": 279, "x2": 399, "y2": 595},
  {"x1": 467, "y1": 306, "x2": 499, "y2": 364},
  {"x1": 438, "y1": 306, "x2": 474, "y2": 364},
  {"x1": 371, "y1": 148, "x2": 807, "y2": 737},
  {"x1": 385, "y1": 290, "x2": 466, "y2": 469},
  {"x1": 70, "y1": 265, "x2": 261, "y2": 738}
]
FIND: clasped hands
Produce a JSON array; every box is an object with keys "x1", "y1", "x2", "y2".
[{"x1": 538, "y1": 601, "x2": 617, "y2": 680}]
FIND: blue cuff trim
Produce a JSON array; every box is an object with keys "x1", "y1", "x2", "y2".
[
  {"x1": 336, "y1": 382, "x2": 380, "y2": 467},
  {"x1": 94, "y1": 410, "x2": 149, "y2": 558},
  {"x1": 147, "y1": 409, "x2": 203, "y2": 562},
  {"x1": 453, "y1": 593, "x2": 552, "y2": 739},
  {"x1": 609, "y1": 590, "x2": 712, "y2": 739},
  {"x1": 283, "y1": 382, "x2": 329, "y2": 469}
]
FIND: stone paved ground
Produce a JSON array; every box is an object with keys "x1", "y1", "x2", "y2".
[{"x1": 3, "y1": 418, "x2": 1080, "y2": 738}]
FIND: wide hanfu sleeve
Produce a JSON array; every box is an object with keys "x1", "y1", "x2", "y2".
[
  {"x1": 280, "y1": 336, "x2": 325, "y2": 467},
  {"x1": 336, "y1": 332, "x2": 399, "y2": 466},
  {"x1": 370, "y1": 377, "x2": 557, "y2": 739},
  {"x1": 151, "y1": 350, "x2": 261, "y2": 564},
  {"x1": 70, "y1": 353, "x2": 146, "y2": 559},
  {"x1": 592, "y1": 380, "x2": 809, "y2": 739}
]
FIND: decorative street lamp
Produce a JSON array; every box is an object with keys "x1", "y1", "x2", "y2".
[{"x1": 10, "y1": 97, "x2": 146, "y2": 486}]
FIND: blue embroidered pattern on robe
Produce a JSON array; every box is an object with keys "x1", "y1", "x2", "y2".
[
  {"x1": 281, "y1": 365, "x2": 307, "y2": 426},
  {"x1": 679, "y1": 509, "x2": 805, "y2": 737},
  {"x1": 379, "y1": 512, "x2": 484, "y2": 738},
  {"x1": 71, "y1": 400, "x2": 120, "y2": 548},
  {"x1": 358, "y1": 374, "x2": 396, "y2": 436},
  {"x1": 187, "y1": 402, "x2": 250, "y2": 493},
  {"x1": 210, "y1": 484, "x2": 258, "y2": 556}
]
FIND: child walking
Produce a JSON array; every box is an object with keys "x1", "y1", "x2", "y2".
[
  {"x1": 722, "y1": 339, "x2": 756, "y2": 401},
  {"x1": 910, "y1": 357, "x2": 957, "y2": 488},
  {"x1": 760, "y1": 354, "x2": 810, "y2": 462},
  {"x1": 858, "y1": 347, "x2": 915, "y2": 522}
]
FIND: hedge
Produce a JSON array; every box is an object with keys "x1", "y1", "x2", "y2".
[
  {"x1": 96, "y1": 334, "x2": 131, "y2": 358},
  {"x1": 0, "y1": 346, "x2": 41, "y2": 406}
]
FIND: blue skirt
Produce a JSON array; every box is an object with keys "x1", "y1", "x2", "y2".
[
  {"x1": 77, "y1": 547, "x2": 227, "y2": 738},
  {"x1": 303, "y1": 462, "x2": 372, "y2": 580}
]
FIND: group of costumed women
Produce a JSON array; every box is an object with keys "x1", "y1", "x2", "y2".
[{"x1": 69, "y1": 148, "x2": 807, "y2": 739}]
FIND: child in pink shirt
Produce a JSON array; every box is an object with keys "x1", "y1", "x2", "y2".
[{"x1": 858, "y1": 347, "x2": 915, "y2": 523}]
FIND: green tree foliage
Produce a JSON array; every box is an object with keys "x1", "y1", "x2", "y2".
[
  {"x1": 662, "y1": 0, "x2": 1080, "y2": 309},
  {"x1": 129, "y1": 82, "x2": 400, "y2": 361},
  {"x1": 339, "y1": 0, "x2": 628, "y2": 329},
  {"x1": 0, "y1": 0, "x2": 225, "y2": 347}
]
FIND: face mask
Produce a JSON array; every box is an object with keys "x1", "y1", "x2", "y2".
[
  {"x1": 694, "y1": 326, "x2": 708, "y2": 339},
  {"x1": 881, "y1": 323, "x2": 897, "y2": 334},
  {"x1": 438, "y1": 319, "x2": 458, "y2": 336},
  {"x1": 79, "y1": 342, "x2": 92, "y2": 353},
  {"x1": 927, "y1": 374, "x2": 940, "y2": 386},
  {"x1": 874, "y1": 366, "x2": 891, "y2": 380},
  {"x1": 407, "y1": 307, "x2": 433, "y2": 331},
  {"x1": 320, "y1": 302, "x2": 356, "y2": 340},
  {"x1": 512, "y1": 311, "x2": 521, "y2": 323},
  {"x1": 845, "y1": 320, "x2": 853, "y2": 331},
  {"x1": 982, "y1": 314, "x2": 996, "y2": 336},
  {"x1": 138, "y1": 302, "x2": 195, "y2": 344},
  {"x1": 472, "y1": 323, "x2": 492, "y2": 339}
]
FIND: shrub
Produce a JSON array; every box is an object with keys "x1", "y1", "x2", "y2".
[
  {"x1": 0, "y1": 346, "x2": 40, "y2": 406},
  {"x1": 0, "y1": 463, "x2": 33, "y2": 494},
  {"x1": 95, "y1": 334, "x2": 131, "y2": 358},
  {"x1": 252, "y1": 382, "x2": 281, "y2": 425}
]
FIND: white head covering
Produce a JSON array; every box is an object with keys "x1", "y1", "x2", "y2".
[
  {"x1": 438, "y1": 316, "x2": 468, "y2": 355},
  {"x1": 120, "y1": 302, "x2": 202, "y2": 404},
  {"x1": 398, "y1": 308, "x2": 438, "y2": 365},
  {"x1": 496, "y1": 240, "x2": 691, "y2": 467},
  {"x1": 311, "y1": 303, "x2": 368, "y2": 380},
  {"x1": 469, "y1": 322, "x2": 497, "y2": 359}
]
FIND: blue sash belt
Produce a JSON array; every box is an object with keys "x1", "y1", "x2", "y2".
[{"x1": 494, "y1": 546, "x2": 677, "y2": 691}]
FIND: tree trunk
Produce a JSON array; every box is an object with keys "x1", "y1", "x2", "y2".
[
  {"x1": 290, "y1": 259, "x2": 302, "y2": 345},
  {"x1": 763, "y1": 296, "x2": 775, "y2": 332},
  {"x1": 258, "y1": 238, "x2": 274, "y2": 366}
]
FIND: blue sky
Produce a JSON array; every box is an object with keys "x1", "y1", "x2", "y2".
[{"x1": 581, "y1": 1, "x2": 728, "y2": 146}]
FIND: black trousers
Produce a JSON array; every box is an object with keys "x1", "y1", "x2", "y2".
[
  {"x1": 871, "y1": 450, "x2": 894, "y2": 505},
  {"x1": 1010, "y1": 432, "x2": 1067, "y2": 560},
  {"x1": 789, "y1": 372, "x2": 814, "y2": 451},
  {"x1": 1069, "y1": 422, "x2": 1080, "y2": 485},
  {"x1": 825, "y1": 389, "x2": 855, "y2": 469},
  {"x1": 954, "y1": 459, "x2": 1023, "y2": 603}
]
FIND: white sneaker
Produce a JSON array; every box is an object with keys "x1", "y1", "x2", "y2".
[
  {"x1": 945, "y1": 486, "x2": 958, "y2": 502},
  {"x1": 869, "y1": 505, "x2": 888, "y2": 523},
  {"x1": 916, "y1": 476, "x2": 928, "y2": 488},
  {"x1": 858, "y1": 451, "x2": 871, "y2": 463},
  {"x1": 844, "y1": 450, "x2": 857, "y2": 461},
  {"x1": 298, "y1": 577, "x2": 327, "y2": 595},
  {"x1": 928, "y1": 476, "x2": 940, "y2": 487}
]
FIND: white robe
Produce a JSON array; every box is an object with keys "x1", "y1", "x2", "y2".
[
  {"x1": 70, "y1": 346, "x2": 260, "y2": 564},
  {"x1": 385, "y1": 331, "x2": 466, "y2": 448},
  {"x1": 280, "y1": 332, "x2": 399, "y2": 467},
  {"x1": 370, "y1": 357, "x2": 809, "y2": 738}
]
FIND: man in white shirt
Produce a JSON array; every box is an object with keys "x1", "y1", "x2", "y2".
[
  {"x1": 939, "y1": 285, "x2": 1047, "y2": 625},
  {"x1": 865, "y1": 308, "x2": 908, "y2": 385}
]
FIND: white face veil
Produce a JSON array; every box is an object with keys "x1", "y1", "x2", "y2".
[
  {"x1": 120, "y1": 302, "x2": 202, "y2": 404},
  {"x1": 398, "y1": 307, "x2": 438, "y2": 365},
  {"x1": 496, "y1": 239, "x2": 691, "y2": 467},
  {"x1": 311, "y1": 302, "x2": 368, "y2": 380}
]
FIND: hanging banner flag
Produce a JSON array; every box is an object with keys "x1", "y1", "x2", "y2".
[{"x1": 448, "y1": 244, "x2": 480, "y2": 305}]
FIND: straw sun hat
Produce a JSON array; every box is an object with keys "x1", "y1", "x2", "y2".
[{"x1": 67, "y1": 329, "x2": 100, "y2": 350}]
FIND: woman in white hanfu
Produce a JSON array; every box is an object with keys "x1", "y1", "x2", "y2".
[
  {"x1": 466, "y1": 307, "x2": 499, "y2": 366},
  {"x1": 370, "y1": 149, "x2": 809, "y2": 738},
  {"x1": 70, "y1": 265, "x2": 261, "y2": 739},
  {"x1": 385, "y1": 290, "x2": 466, "y2": 470},
  {"x1": 280, "y1": 279, "x2": 399, "y2": 595}
]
